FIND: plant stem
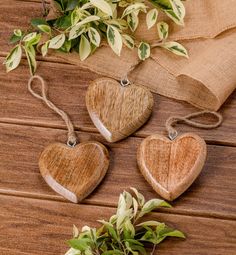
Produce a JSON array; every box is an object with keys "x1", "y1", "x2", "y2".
[{"x1": 150, "y1": 244, "x2": 157, "y2": 255}]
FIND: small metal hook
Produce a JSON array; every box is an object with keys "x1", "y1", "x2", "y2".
[
  {"x1": 168, "y1": 130, "x2": 178, "y2": 141},
  {"x1": 67, "y1": 140, "x2": 77, "y2": 148},
  {"x1": 120, "y1": 78, "x2": 131, "y2": 87}
]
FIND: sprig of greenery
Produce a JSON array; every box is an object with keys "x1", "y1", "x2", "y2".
[
  {"x1": 66, "y1": 188, "x2": 185, "y2": 255},
  {"x1": 4, "y1": 0, "x2": 188, "y2": 75}
]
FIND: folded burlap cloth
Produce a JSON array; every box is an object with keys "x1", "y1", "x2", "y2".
[{"x1": 50, "y1": 0, "x2": 236, "y2": 110}]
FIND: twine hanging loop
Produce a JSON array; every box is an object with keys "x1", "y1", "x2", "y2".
[
  {"x1": 28, "y1": 75, "x2": 77, "y2": 147},
  {"x1": 120, "y1": 59, "x2": 143, "y2": 86},
  {"x1": 166, "y1": 110, "x2": 223, "y2": 140}
]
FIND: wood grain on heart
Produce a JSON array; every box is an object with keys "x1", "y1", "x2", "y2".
[
  {"x1": 86, "y1": 78, "x2": 154, "y2": 142},
  {"x1": 137, "y1": 133, "x2": 207, "y2": 201},
  {"x1": 39, "y1": 142, "x2": 109, "y2": 203}
]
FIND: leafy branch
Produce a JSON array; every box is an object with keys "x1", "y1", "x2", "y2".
[
  {"x1": 66, "y1": 188, "x2": 185, "y2": 255},
  {"x1": 4, "y1": 0, "x2": 188, "y2": 75}
]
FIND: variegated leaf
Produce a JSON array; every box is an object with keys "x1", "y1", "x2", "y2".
[
  {"x1": 88, "y1": 27, "x2": 101, "y2": 47},
  {"x1": 127, "y1": 12, "x2": 139, "y2": 32},
  {"x1": 146, "y1": 9, "x2": 158, "y2": 29},
  {"x1": 41, "y1": 41, "x2": 50, "y2": 57},
  {"x1": 138, "y1": 42, "x2": 150, "y2": 60},
  {"x1": 69, "y1": 15, "x2": 100, "y2": 40},
  {"x1": 23, "y1": 45, "x2": 37, "y2": 75},
  {"x1": 23, "y1": 32, "x2": 37, "y2": 42},
  {"x1": 14, "y1": 29, "x2": 22, "y2": 37},
  {"x1": 161, "y1": 41, "x2": 188, "y2": 58},
  {"x1": 25, "y1": 34, "x2": 41, "y2": 46},
  {"x1": 38, "y1": 24, "x2": 51, "y2": 34},
  {"x1": 122, "y1": 3, "x2": 147, "y2": 18},
  {"x1": 107, "y1": 25, "x2": 123, "y2": 56},
  {"x1": 165, "y1": 0, "x2": 185, "y2": 26},
  {"x1": 149, "y1": 0, "x2": 172, "y2": 9},
  {"x1": 49, "y1": 34, "x2": 66, "y2": 49},
  {"x1": 122, "y1": 34, "x2": 134, "y2": 49},
  {"x1": 4, "y1": 44, "x2": 22, "y2": 72},
  {"x1": 157, "y1": 21, "x2": 169, "y2": 40},
  {"x1": 79, "y1": 34, "x2": 91, "y2": 61},
  {"x1": 90, "y1": 0, "x2": 113, "y2": 16}
]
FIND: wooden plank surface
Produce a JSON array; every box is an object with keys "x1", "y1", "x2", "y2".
[
  {"x1": 1, "y1": 58, "x2": 236, "y2": 146},
  {"x1": 1, "y1": 1, "x2": 236, "y2": 146},
  {"x1": 0, "y1": 122, "x2": 235, "y2": 219},
  {"x1": 1, "y1": 194, "x2": 236, "y2": 255}
]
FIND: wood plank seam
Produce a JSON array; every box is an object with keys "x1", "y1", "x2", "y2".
[
  {"x1": 0, "y1": 118, "x2": 234, "y2": 148},
  {"x1": 0, "y1": 193, "x2": 235, "y2": 222}
]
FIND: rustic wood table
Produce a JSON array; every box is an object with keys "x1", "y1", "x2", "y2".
[{"x1": 1, "y1": 1, "x2": 236, "y2": 254}]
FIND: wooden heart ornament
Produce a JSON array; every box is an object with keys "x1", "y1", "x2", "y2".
[
  {"x1": 137, "y1": 133, "x2": 207, "y2": 201},
  {"x1": 86, "y1": 78, "x2": 154, "y2": 142},
  {"x1": 39, "y1": 141, "x2": 109, "y2": 203}
]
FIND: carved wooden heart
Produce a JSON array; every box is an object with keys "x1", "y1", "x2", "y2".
[
  {"x1": 137, "y1": 133, "x2": 207, "y2": 201},
  {"x1": 39, "y1": 141, "x2": 109, "y2": 203},
  {"x1": 86, "y1": 78, "x2": 154, "y2": 142}
]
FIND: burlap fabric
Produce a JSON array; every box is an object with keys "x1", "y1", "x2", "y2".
[{"x1": 49, "y1": 0, "x2": 236, "y2": 110}]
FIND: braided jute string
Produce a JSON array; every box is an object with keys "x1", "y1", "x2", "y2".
[
  {"x1": 166, "y1": 110, "x2": 223, "y2": 140},
  {"x1": 28, "y1": 75, "x2": 77, "y2": 147}
]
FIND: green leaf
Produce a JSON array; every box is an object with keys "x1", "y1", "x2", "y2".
[
  {"x1": 54, "y1": 14, "x2": 72, "y2": 29},
  {"x1": 23, "y1": 45, "x2": 37, "y2": 75},
  {"x1": 146, "y1": 9, "x2": 158, "y2": 29},
  {"x1": 149, "y1": 0, "x2": 172, "y2": 9},
  {"x1": 88, "y1": 27, "x2": 101, "y2": 47},
  {"x1": 162, "y1": 229, "x2": 185, "y2": 238},
  {"x1": 66, "y1": 0, "x2": 80, "y2": 11},
  {"x1": 138, "y1": 42, "x2": 150, "y2": 61},
  {"x1": 140, "y1": 229, "x2": 157, "y2": 243},
  {"x1": 31, "y1": 18, "x2": 48, "y2": 28},
  {"x1": 137, "y1": 221, "x2": 161, "y2": 227},
  {"x1": 38, "y1": 24, "x2": 51, "y2": 34},
  {"x1": 107, "y1": 25, "x2": 123, "y2": 56},
  {"x1": 10, "y1": 34, "x2": 22, "y2": 44},
  {"x1": 79, "y1": 34, "x2": 91, "y2": 61},
  {"x1": 4, "y1": 44, "x2": 22, "y2": 72},
  {"x1": 161, "y1": 41, "x2": 188, "y2": 58},
  {"x1": 124, "y1": 219, "x2": 135, "y2": 239},
  {"x1": 49, "y1": 34, "x2": 66, "y2": 49},
  {"x1": 60, "y1": 39, "x2": 72, "y2": 52},
  {"x1": 14, "y1": 29, "x2": 22, "y2": 37},
  {"x1": 102, "y1": 250, "x2": 123, "y2": 255},
  {"x1": 157, "y1": 21, "x2": 169, "y2": 40},
  {"x1": 90, "y1": 0, "x2": 113, "y2": 16},
  {"x1": 68, "y1": 238, "x2": 91, "y2": 251}
]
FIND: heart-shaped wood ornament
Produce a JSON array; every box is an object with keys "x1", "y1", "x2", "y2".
[
  {"x1": 137, "y1": 133, "x2": 207, "y2": 201},
  {"x1": 39, "y1": 141, "x2": 109, "y2": 203},
  {"x1": 86, "y1": 78, "x2": 154, "y2": 142}
]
